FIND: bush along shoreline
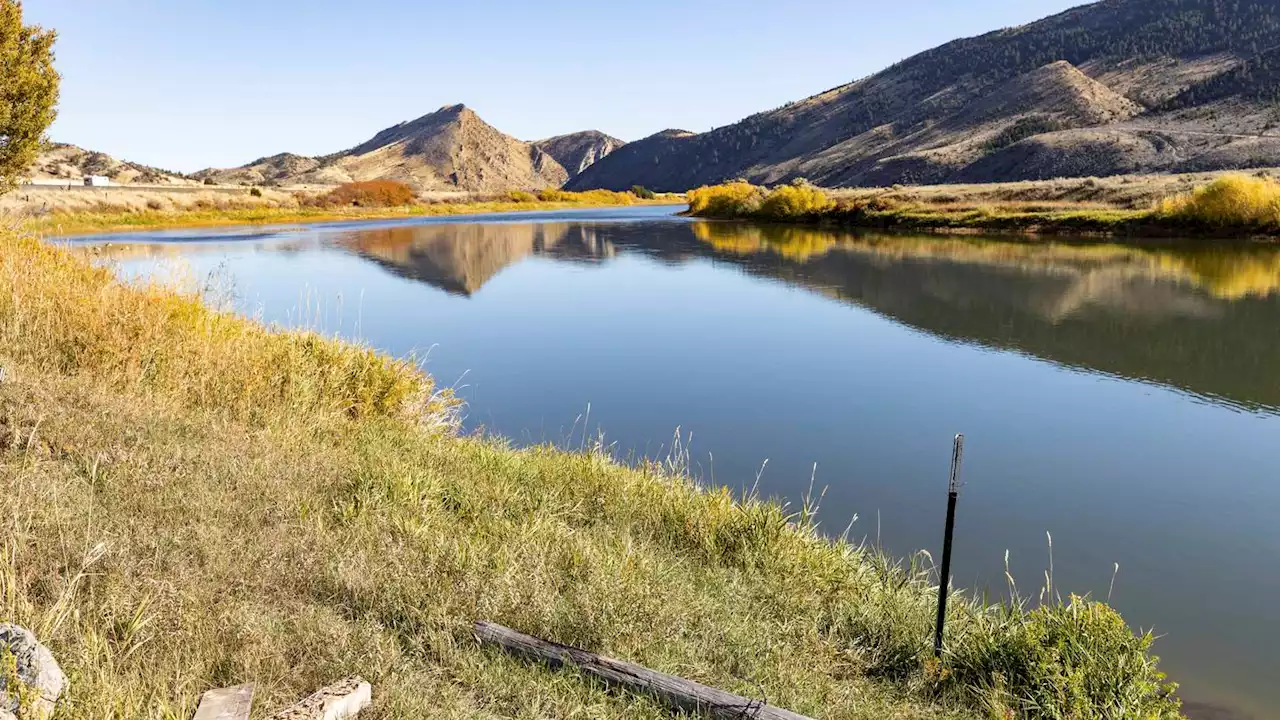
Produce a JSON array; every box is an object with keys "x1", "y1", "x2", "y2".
[
  {"x1": 0, "y1": 232, "x2": 1182, "y2": 718},
  {"x1": 684, "y1": 175, "x2": 1280, "y2": 240}
]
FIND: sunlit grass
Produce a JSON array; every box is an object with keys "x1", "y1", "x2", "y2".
[{"x1": 19, "y1": 193, "x2": 682, "y2": 237}]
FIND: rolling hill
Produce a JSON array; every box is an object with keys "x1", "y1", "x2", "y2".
[
  {"x1": 195, "y1": 105, "x2": 569, "y2": 191},
  {"x1": 569, "y1": 0, "x2": 1280, "y2": 191},
  {"x1": 27, "y1": 143, "x2": 195, "y2": 186}
]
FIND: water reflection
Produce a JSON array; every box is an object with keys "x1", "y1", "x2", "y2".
[
  {"x1": 218, "y1": 218, "x2": 1280, "y2": 414},
  {"x1": 343, "y1": 223, "x2": 615, "y2": 295}
]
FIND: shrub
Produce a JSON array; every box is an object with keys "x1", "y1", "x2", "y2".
[
  {"x1": 537, "y1": 188, "x2": 572, "y2": 202},
  {"x1": 202, "y1": 177, "x2": 216, "y2": 185},
  {"x1": 984, "y1": 116, "x2": 1069, "y2": 152},
  {"x1": 507, "y1": 190, "x2": 537, "y2": 203},
  {"x1": 631, "y1": 185, "x2": 656, "y2": 200},
  {"x1": 537, "y1": 188, "x2": 635, "y2": 205},
  {"x1": 249, "y1": 187, "x2": 263, "y2": 197},
  {"x1": 758, "y1": 184, "x2": 835, "y2": 218},
  {"x1": 1156, "y1": 174, "x2": 1280, "y2": 227},
  {"x1": 946, "y1": 596, "x2": 1180, "y2": 718},
  {"x1": 686, "y1": 182, "x2": 765, "y2": 217},
  {"x1": 324, "y1": 180, "x2": 417, "y2": 208}
]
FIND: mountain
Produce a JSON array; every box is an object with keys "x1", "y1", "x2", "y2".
[
  {"x1": 569, "y1": 0, "x2": 1280, "y2": 191},
  {"x1": 199, "y1": 105, "x2": 570, "y2": 191},
  {"x1": 28, "y1": 143, "x2": 195, "y2": 185},
  {"x1": 532, "y1": 131, "x2": 625, "y2": 179}
]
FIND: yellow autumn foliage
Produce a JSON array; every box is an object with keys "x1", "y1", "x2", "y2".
[{"x1": 1156, "y1": 174, "x2": 1280, "y2": 227}]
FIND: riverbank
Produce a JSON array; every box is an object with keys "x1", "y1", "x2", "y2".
[
  {"x1": 0, "y1": 231, "x2": 1182, "y2": 718},
  {"x1": 685, "y1": 173, "x2": 1280, "y2": 240},
  {"x1": 11, "y1": 189, "x2": 684, "y2": 237}
]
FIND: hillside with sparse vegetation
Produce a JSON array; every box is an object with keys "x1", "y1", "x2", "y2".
[{"x1": 570, "y1": 0, "x2": 1280, "y2": 191}]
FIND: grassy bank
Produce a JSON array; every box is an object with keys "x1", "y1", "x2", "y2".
[
  {"x1": 17, "y1": 188, "x2": 683, "y2": 237},
  {"x1": 0, "y1": 231, "x2": 1181, "y2": 719},
  {"x1": 685, "y1": 175, "x2": 1280, "y2": 239}
]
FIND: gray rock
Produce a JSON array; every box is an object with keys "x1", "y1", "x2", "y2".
[{"x1": 0, "y1": 624, "x2": 66, "y2": 719}]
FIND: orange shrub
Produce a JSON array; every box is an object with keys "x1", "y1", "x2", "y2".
[{"x1": 324, "y1": 180, "x2": 417, "y2": 208}]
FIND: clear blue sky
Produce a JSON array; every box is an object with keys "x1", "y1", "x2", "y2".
[{"x1": 26, "y1": 0, "x2": 1086, "y2": 172}]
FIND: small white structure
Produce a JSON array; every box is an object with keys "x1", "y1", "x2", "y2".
[{"x1": 84, "y1": 175, "x2": 110, "y2": 187}]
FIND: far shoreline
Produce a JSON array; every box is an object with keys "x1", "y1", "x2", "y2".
[
  {"x1": 20, "y1": 196, "x2": 686, "y2": 238},
  {"x1": 683, "y1": 171, "x2": 1280, "y2": 243}
]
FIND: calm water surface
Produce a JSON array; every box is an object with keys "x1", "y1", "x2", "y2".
[{"x1": 74, "y1": 206, "x2": 1280, "y2": 719}]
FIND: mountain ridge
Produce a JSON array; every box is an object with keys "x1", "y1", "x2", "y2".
[
  {"x1": 192, "y1": 106, "x2": 628, "y2": 192},
  {"x1": 194, "y1": 104, "x2": 570, "y2": 191},
  {"x1": 569, "y1": 0, "x2": 1280, "y2": 191},
  {"x1": 532, "y1": 131, "x2": 625, "y2": 179}
]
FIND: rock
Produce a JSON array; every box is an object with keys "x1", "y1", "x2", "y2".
[
  {"x1": 193, "y1": 684, "x2": 254, "y2": 720},
  {"x1": 267, "y1": 677, "x2": 371, "y2": 720},
  {"x1": 0, "y1": 624, "x2": 66, "y2": 720}
]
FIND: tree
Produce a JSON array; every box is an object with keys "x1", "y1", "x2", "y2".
[{"x1": 0, "y1": 0, "x2": 58, "y2": 194}]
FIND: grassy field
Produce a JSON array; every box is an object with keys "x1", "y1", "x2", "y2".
[
  {"x1": 15, "y1": 190, "x2": 683, "y2": 237},
  {"x1": 0, "y1": 230, "x2": 1182, "y2": 719},
  {"x1": 686, "y1": 173, "x2": 1280, "y2": 239}
]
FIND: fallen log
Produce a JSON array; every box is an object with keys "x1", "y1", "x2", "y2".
[{"x1": 473, "y1": 621, "x2": 815, "y2": 720}]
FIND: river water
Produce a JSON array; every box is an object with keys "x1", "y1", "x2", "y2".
[{"x1": 72, "y1": 205, "x2": 1280, "y2": 719}]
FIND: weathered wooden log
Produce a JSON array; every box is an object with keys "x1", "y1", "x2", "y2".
[{"x1": 474, "y1": 621, "x2": 815, "y2": 720}]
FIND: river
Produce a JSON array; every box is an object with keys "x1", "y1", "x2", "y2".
[{"x1": 71, "y1": 205, "x2": 1280, "y2": 719}]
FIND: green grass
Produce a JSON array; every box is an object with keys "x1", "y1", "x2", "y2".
[{"x1": 0, "y1": 231, "x2": 1182, "y2": 719}]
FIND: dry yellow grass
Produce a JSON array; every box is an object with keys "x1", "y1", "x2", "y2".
[{"x1": 13, "y1": 192, "x2": 683, "y2": 237}]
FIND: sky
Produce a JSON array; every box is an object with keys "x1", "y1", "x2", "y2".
[{"x1": 26, "y1": 0, "x2": 1087, "y2": 173}]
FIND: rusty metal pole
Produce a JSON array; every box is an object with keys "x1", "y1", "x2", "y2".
[{"x1": 934, "y1": 433, "x2": 964, "y2": 658}]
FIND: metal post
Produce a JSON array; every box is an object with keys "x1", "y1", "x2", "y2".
[{"x1": 933, "y1": 434, "x2": 964, "y2": 658}]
